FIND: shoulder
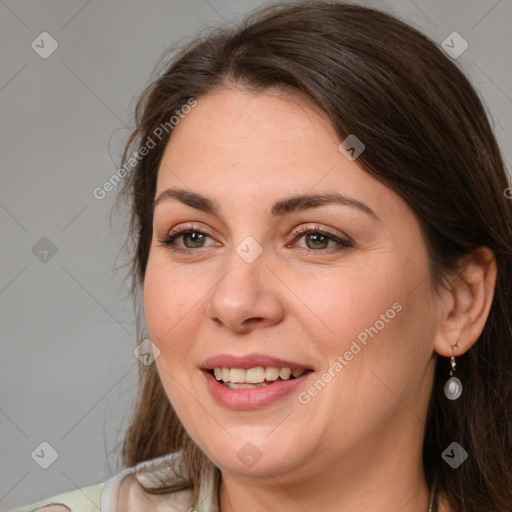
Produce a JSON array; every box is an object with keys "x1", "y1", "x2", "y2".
[
  {"x1": 8, "y1": 483, "x2": 103, "y2": 512},
  {"x1": 10, "y1": 452, "x2": 198, "y2": 512},
  {"x1": 114, "y1": 472, "x2": 193, "y2": 511}
]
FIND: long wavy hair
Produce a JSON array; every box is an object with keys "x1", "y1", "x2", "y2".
[{"x1": 115, "y1": 2, "x2": 512, "y2": 510}]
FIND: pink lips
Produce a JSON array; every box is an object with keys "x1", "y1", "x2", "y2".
[
  {"x1": 201, "y1": 353, "x2": 311, "y2": 371},
  {"x1": 201, "y1": 353, "x2": 313, "y2": 410}
]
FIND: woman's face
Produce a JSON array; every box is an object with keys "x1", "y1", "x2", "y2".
[{"x1": 144, "y1": 87, "x2": 441, "y2": 480}]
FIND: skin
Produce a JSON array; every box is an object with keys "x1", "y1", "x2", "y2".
[{"x1": 143, "y1": 86, "x2": 496, "y2": 512}]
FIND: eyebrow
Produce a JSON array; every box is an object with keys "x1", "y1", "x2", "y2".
[{"x1": 153, "y1": 188, "x2": 379, "y2": 220}]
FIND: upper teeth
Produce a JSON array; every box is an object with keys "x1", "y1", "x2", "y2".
[{"x1": 213, "y1": 366, "x2": 305, "y2": 384}]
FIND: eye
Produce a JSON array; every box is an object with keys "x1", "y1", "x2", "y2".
[
  {"x1": 156, "y1": 224, "x2": 215, "y2": 252},
  {"x1": 290, "y1": 225, "x2": 352, "y2": 252}
]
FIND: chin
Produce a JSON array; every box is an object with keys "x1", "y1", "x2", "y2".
[{"x1": 196, "y1": 432, "x2": 310, "y2": 478}]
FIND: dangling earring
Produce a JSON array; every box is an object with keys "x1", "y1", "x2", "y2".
[{"x1": 444, "y1": 339, "x2": 462, "y2": 400}]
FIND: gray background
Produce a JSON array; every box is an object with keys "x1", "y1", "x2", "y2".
[{"x1": 1, "y1": 0, "x2": 510, "y2": 509}]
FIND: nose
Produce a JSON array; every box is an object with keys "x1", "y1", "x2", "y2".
[{"x1": 205, "y1": 246, "x2": 285, "y2": 334}]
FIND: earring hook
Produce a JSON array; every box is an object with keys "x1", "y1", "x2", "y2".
[{"x1": 449, "y1": 339, "x2": 459, "y2": 376}]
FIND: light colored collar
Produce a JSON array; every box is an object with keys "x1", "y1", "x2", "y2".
[{"x1": 100, "y1": 451, "x2": 219, "y2": 512}]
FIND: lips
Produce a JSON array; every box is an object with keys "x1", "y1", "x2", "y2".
[
  {"x1": 200, "y1": 353, "x2": 314, "y2": 409},
  {"x1": 201, "y1": 353, "x2": 312, "y2": 371}
]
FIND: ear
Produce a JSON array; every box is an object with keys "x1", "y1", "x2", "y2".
[{"x1": 433, "y1": 246, "x2": 497, "y2": 357}]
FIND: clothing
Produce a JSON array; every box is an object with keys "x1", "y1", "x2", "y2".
[{"x1": 10, "y1": 451, "x2": 219, "y2": 512}]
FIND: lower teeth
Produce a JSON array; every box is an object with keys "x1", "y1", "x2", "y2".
[{"x1": 223, "y1": 382, "x2": 269, "y2": 389}]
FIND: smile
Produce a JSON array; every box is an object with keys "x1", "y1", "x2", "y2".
[{"x1": 212, "y1": 366, "x2": 307, "y2": 388}]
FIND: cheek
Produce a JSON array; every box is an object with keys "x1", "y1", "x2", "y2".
[
  {"x1": 288, "y1": 260, "x2": 410, "y2": 360},
  {"x1": 308, "y1": 260, "x2": 435, "y2": 402},
  {"x1": 143, "y1": 262, "x2": 206, "y2": 419},
  {"x1": 289, "y1": 254, "x2": 435, "y2": 405},
  {"x1": 286, "y1": 262, "x2": 435, "y2": 445},
  {"x1": 143, "y1": 258, "x2": 201, "y2": 361}
]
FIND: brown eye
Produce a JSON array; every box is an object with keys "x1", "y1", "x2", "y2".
[
  {"x1": 304, "y1": 232, "x2": 330, "y2": 250},
  {"x1": 182, "y1": 231, "x2": 207, "y2": 248},
  {"x1": 157, "y1": 227, "x2": 215, "y2": 252},
  {"x1": 290, "y1": 226, "x2": 352, "y2": 253}
]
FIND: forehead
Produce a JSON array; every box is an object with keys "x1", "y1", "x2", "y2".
[
  {"x1": 172, "y1": 89, "x2": 331, "y2": 151},
  {"x1": 158, "y1": 88, "x2": 347, "y2": 184},
  {"x1": 154, "y1": 87, "x2": 403, "y2": 222}
]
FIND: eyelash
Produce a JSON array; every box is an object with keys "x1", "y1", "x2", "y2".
[{"x1": 156, "y1": 223, "x2": 352, "y2": 255}]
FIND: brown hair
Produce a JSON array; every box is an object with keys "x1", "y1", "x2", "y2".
[{"x1": 116, "y1": 2, "x2": 512, "y2": 510}]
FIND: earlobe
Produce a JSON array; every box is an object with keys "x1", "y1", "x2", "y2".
[{"x1": 433, "y1": 246, "x2": 497, "y2": 358}]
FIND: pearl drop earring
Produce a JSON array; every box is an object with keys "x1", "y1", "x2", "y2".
[{"x1": 444, "y1": 339, "x2": 462, "y2": 400}]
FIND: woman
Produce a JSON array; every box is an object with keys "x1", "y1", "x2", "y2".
[{"x1": 14, "y1": 1, "x2": 512, "y2": 511}]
